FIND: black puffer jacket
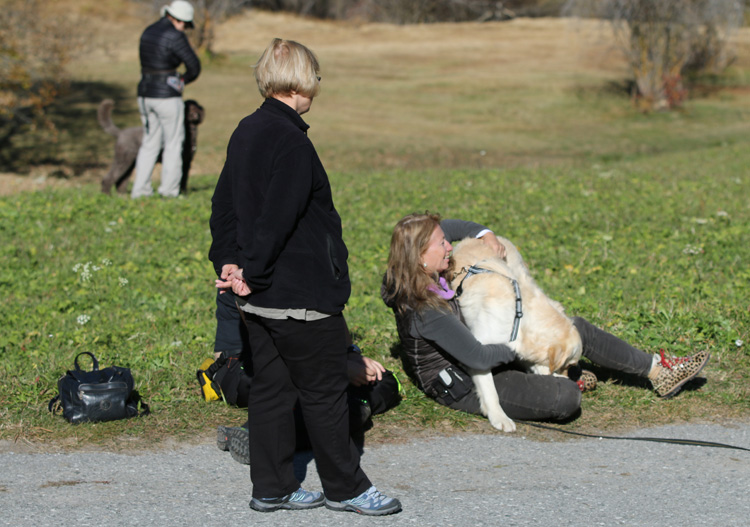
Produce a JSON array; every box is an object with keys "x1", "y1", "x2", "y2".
[{"x1": 137, "y1": 17, "x2": 201, "y2": 98}]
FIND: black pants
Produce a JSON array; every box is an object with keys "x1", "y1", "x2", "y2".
[
  {"x1": 213, "y1": 290, "x2": 249, "y2": 355},
  {"x1": 443, "y1": 317, "x2": 654, "y2": 420},
  {"x1": 574, "y1": 317, "x2": 653, "y2": 377},
  {"x1": 443, "y1": 367, "x2": 583, "y2": 420},
  {"x1": 243, "y1": 313, "x2": 371, "y2": 501}
]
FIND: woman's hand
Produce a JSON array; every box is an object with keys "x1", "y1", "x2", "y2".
[
  {"x1": 215, "y1": 264, "x2": 239, "y2": 294},
  {"x1": 215, "y1": 267, "x2": 252, "y2": 296},
  {"x1": 230, "y1": 275, "x2": 252, "y2": 296},
  {"x1": 220, "y1": 264, "x2": 239, "y2": 280},
  {"x1": 480, "y1": 232, "x2": 506, "y2": 260},
  {"x1": 347, "y1": 354, "x2": 386, "y2": 386}
]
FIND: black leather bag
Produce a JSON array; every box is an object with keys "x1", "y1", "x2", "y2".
[{"x1": 48, "y1": 352, "x2": 147, "y2": 424}]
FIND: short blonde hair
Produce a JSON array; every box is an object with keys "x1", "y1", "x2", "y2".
[{"x1": 254, "y1": 38, "x2": 321, "y2": 99}]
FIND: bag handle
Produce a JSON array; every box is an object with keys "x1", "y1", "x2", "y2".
[
  {"x1": 48, "y1": 395, "x2": 60, "y2": 414},
  {"x1": 74, "y1": 352, "x2": 99, "y2": 372}
]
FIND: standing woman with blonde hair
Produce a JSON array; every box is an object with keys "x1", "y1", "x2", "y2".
[{"x1": 209, "y1": 39, "x2": 400, "y2": 516}]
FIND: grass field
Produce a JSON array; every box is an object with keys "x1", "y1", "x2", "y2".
[{"x1": 1, "y1": 2, "x2": 749, "y2": 450}]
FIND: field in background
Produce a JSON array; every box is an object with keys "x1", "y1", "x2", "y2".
[
  {"x1": 1, "y1": 1, "x2": 749, "y2": 449},
  {"x1": 6, "y1": 2, "x2": 750, "y2": 185}
]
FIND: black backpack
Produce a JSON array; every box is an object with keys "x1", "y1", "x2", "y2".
[
  {"x1": 197, "y1": 352, "x2": 401, "y2": 416},
  {"x1": 198, "y1": 353, "x2": 253, "y2": 407}
]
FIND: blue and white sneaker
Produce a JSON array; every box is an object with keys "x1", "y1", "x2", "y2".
[
  {"x1": 325, "y1": 486, "x2": 402, "y2": 516},
  {"x1": 249, "y1": 488, "x2": 324, "y2": 512}
]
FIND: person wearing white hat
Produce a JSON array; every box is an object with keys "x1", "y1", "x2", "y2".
[
  {"x1": 161, "y1": 0, "x2": 195, "y2": 29},
  {"x1": 132, "y1": 0, "x2": 201, "y2": 198}
]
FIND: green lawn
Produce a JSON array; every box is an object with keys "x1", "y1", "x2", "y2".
[
  {"x1": 1, "y1": 9, "x2": 749, "y2": 447},
  {"x1": 2, "y1": 143, "x2": 749, "y2": 446}
]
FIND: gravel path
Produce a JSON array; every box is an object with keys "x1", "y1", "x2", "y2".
[{"x1": 2, "y1": 421, "x2": 748, "y2": 526}]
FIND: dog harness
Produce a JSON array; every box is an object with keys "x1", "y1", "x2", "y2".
[{"x1": 453, "y1": 265, "x2": 523, "y2": 342}]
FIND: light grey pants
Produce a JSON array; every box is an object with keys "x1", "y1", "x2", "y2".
[{"x1": 132, "y1": 96, "x2": 184, "y2": 198}]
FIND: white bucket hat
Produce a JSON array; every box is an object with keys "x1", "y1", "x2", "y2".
[{"x1": 161, "y1": 0, "x2": 194, "y2": 27}]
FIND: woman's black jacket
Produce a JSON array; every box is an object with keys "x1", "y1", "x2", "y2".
[{"x1": 209, "y1": 98, "x2": 350, "y2": 314}]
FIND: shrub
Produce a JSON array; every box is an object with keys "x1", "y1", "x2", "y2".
[
  {"x1": 563, "y1": 0, "x2": 745, "y2": 111},
  {"x1": 0, "y1": 0, "x2": 87, "y2": 153}
]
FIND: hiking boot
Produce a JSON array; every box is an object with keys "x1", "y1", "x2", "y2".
[
  {"x1": 250, "y1": 488, "x2": 324, "y2": 512},
  {"x1": 216, "y1": 425, "x2": 230, "y2": 452},
  {"x1": 649, "y1": 349, "x2": 710, "y2": 398},
  {"x1": 325, "y1": 486, "x2": 402, "y2": 516},
  {"x1": 229, "y1": 425, "x2": 250, "y2": 465},
  {"x1": 576, "y1": 369, "x2": 597, "y2": 393}
]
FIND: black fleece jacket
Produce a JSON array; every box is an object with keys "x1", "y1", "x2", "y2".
[
  {"x1": 138, "y1": 17, "x2": 201, "y2": 98},
  {"x1": 209, "y1": 98, "x2": 350, "y2": 314}
]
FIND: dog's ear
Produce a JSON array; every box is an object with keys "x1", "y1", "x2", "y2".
[
  {"x1": 184, "y1": 100, "x2": 205, "y2": 124},
  {"x1": 547, "y1": 344, "x2": 566, "y2": 375}
]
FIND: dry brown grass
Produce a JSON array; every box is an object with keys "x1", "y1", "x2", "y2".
[
  {"x1": 208, "y1": 12, "x2": 631, "y2": 172},
  {"x1": 4, "y1": 1, "x2": 750, "y2": 194}
]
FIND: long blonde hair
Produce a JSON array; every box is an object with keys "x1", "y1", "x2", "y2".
[{"x1": 384, "y1": 212, "x2": 454, "y2": 314}]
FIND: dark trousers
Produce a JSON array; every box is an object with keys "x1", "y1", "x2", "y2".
[
  {"x1": 213, "y1": 290, "x2": 249, "y2": 355},
  {"x1": 243, "y1": 313, "x2": 371, "y2": 501},
  {"x1": 444, "y1": 367, "x2": 583, "y2": 420},
  {"x1": 573, "y1": 316, "x2": 653, "y2": 377},
  {"x1": 444, "y1": 317, "x2": 654, "y2": 421}
]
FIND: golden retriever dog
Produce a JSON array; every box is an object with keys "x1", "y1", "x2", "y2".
[{"x1": 450, "y1": 236, "x2": 582, "y2": 432}]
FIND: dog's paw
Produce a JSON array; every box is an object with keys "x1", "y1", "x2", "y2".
[
  {"x1": 530, "y1": 364, "x2": 551, "y2": 376},
  {"x1": 488, "y1": 414, "x2": 516, "y2": 433}
]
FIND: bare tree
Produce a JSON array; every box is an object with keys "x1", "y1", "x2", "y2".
[
  {"x1": 249, "y1": 0, "x2": 533, "y2": 23},
  {"x1": 0, "y1": 0, "x2": 87, "y2": 150},
  {"x1": 362, "y1": 0, "x2": 517, "y2": 23},
  {"x1": 190, "y1": 0, "x2": 251, "y2": 53},
  {"x1": 563, "y1": 0, "x2": 745, "y2": 111},
  {"x1": 138, "y1": 0, "x2": 251, "y2": 54}
]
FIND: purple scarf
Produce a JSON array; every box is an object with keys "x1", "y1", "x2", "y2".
[{"x1": 428, "y1": 276, "x2": 455, "y2": 300}]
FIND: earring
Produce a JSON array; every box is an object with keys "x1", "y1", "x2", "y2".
[{"x1": 422, "y1": 262, "x2": 427, "y2": 268}]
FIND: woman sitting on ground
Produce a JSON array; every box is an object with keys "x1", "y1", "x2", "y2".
[{"x1": 381, "y1": 212, "x2": 710, "y2": 424}]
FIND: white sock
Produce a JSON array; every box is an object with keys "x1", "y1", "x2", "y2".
[{"x1": 648, "y1": 354, "x2": 662, "y2": 380}]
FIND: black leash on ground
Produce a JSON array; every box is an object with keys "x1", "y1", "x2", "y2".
[{"x1": 517, "y1": 420, "x2": 750, "y2": 452}]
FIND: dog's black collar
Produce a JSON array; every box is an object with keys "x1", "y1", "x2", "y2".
[{"x1": 453, "y1": 265, "x2": 523, "y2": 342}]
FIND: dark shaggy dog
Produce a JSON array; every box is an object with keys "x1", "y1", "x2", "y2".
[{"x1": 98, "y1": 98, "x2": 205, "y2": 194}]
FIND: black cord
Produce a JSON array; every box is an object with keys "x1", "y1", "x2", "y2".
[{"x1": 517, "y1": 420, "x2": 750, "y2": 452}]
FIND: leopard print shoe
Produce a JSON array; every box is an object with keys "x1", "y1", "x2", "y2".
[
  {"x1": 567, "y1": 366, "x2": 597, "y2": 392},
  {"x1": 650, "y1": 349, "x2": 710, "y2": 398},
  {"x1": 577, "y1": 369, "x2": 597, "y2": 393}
]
